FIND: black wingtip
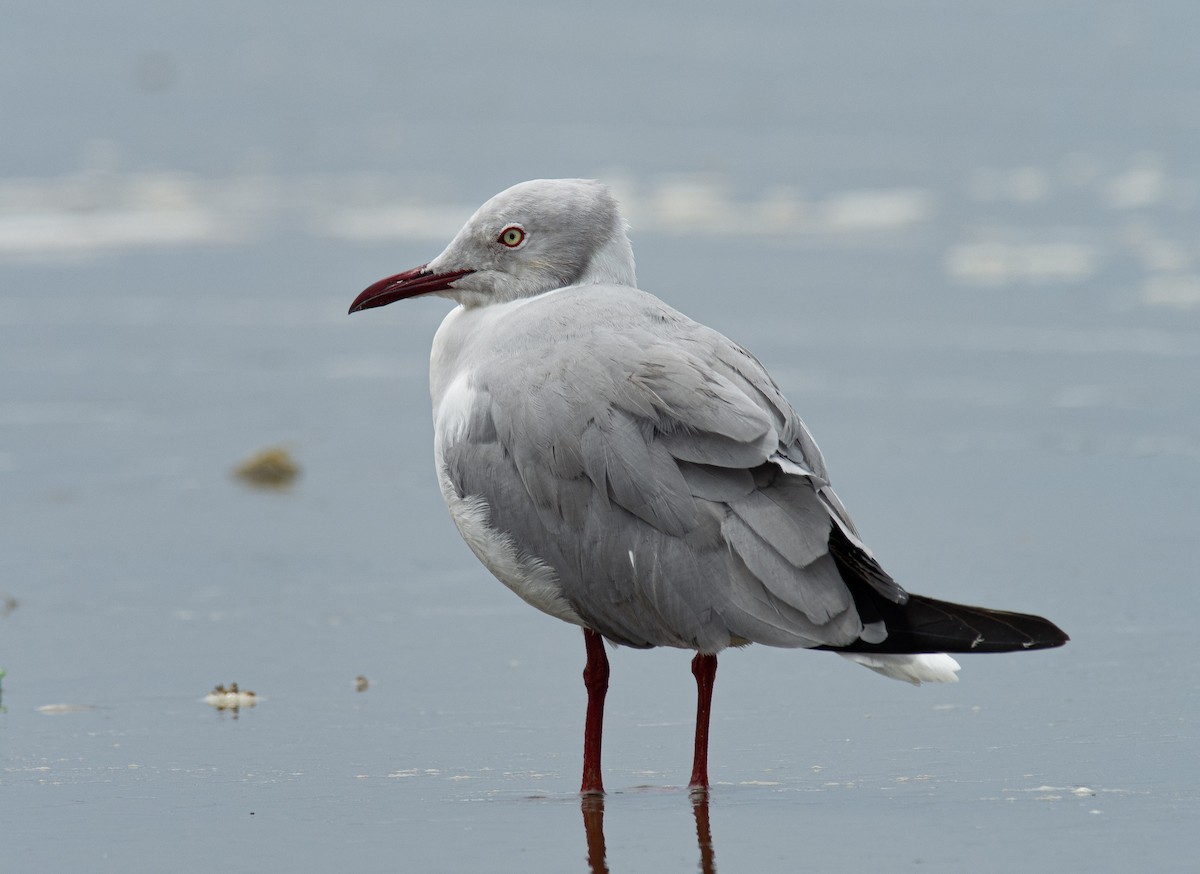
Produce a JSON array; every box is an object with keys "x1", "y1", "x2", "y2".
[
  {"x1": 824, "y1": 524, "x2": 1068, "y2": 654},
  {"x1": 825, "y1": 594, "x2": 1069, "y2": 655}
]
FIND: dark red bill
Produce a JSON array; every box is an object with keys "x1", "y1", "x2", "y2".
[{"x1": 349, "y1": 265, "x2": 474, "y2": 314}]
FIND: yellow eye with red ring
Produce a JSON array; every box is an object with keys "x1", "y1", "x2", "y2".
[{"x1": 498, "y1": 225, "x2": 527, "y2": 248}]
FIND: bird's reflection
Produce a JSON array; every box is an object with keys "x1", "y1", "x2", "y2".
[
  {"x1": 692, "y1": 791, "x2": 716, "y2": 873},
  {"x1": 581, "y1": 795, "x2": 609, "y2": 873},
  {"x1": 581, "y1": 791, "x2": 717, "y2": 873}
]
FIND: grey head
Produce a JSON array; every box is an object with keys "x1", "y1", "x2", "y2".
[{"x1": 349, "y1": 179, "x2": 637, "y2": 313}]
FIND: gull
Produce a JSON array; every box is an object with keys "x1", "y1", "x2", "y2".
[{"x1": 349, "y1": 178, "x2": 1068, "y2": 795}]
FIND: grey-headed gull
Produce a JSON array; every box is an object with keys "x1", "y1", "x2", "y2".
[{"x1": 350, "y1": 178, "x2": 1068, "y2": 795}]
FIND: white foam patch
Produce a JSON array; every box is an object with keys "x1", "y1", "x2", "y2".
[
  {"x1": 839, "y1": 652, "x2": 961, "y2": 685},
  {"x1": 943, "y1": 242, "x2": 1096, "y2": 285}
]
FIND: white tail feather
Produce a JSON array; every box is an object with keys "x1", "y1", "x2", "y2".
[{"x1": 839, "y1": 652, "x2": 962, "y2": 685}]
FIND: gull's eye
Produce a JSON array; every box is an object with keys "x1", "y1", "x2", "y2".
[{"x1": 498, "y1": 225, "x2": 526, "y2": 248}]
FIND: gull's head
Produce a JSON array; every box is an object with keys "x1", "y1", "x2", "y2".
[{"x1": 350, "y1": 178, "x2": 636, "y2": 313}]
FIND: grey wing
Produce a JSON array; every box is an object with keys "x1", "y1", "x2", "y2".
[{"x1": 442, "y1": 321, "x2": 902, "y2": 652}]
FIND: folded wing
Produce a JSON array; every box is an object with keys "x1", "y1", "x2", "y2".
[{"x1": 440, "y1": 287, "x2": 893, "y2": 653}]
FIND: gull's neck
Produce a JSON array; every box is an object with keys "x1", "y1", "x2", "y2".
[{"x1": 577, "y1": 225, "x2": 636, "y2": 288}]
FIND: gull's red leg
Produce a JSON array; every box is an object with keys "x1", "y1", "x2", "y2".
[
  {"x1": 580, "y1": 628, "x2": 609, "y2": 795},
  {"x1": 688, "y1": 653, "x2": 718, "y2": 791}
]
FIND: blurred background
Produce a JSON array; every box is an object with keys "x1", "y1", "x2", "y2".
[{"x1": 3, "y1": 2, "x2": 1198, "y2": 872}]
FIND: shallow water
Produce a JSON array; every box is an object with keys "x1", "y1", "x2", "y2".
[{"x1": 4, "y1": 2, "x2": 1200, "y2": 872}]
